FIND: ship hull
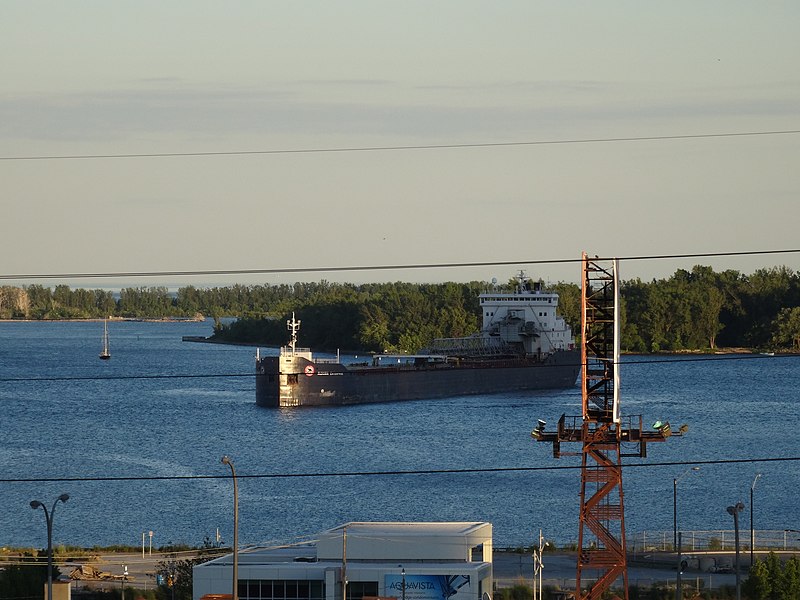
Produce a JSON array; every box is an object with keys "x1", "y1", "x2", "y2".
[{"x1": 256, "y1": 349, "x2": 580, "y2": 407}]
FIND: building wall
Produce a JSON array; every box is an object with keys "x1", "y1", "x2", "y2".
[{"x1": 194, "y1": 523, "x2": 493, "y2": 600}]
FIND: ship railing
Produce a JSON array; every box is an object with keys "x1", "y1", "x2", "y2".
[
  {"x1": 371, "y1": 354, "x2": 450, "y2": 366},
  {"x1": 425, "y1": 336, "x2": 511, "y2": 357},
  {"x1": 280, "y1": 346, "x2": 312, "y2": 355}
]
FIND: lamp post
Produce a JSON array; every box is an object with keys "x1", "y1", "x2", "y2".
[
  {"x1": 30, "y1": 493, "x2": 69, "y2": 600},
  {"x1": 750, "y1": 473, "x2": 762, "y2": 568},
  {"x1": 121, "y1": 564, "x2": 128, "y2": 600},
  {"x1": 401, "y1": 567, "x2": 406, "y2": 600},
  {"x1": 675, "y1": 532, "x2": 683, "y2": 600},
  {"x1": 727, "y1": 502, "x2": 745, "y2": 600},
  {"x1": 532, "y1": 530, "x2": 544, "y2": 600},
  {"x1": 222, "y1": 456, "x2": 239, "y2": 600},
  {"x1": 673, "y1": 467, "x2": 700, "y2": 549}
]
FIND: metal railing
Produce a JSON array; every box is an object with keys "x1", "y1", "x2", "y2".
[{"x1": 629, "y1": 530, "x2": 800, "y2": 553}]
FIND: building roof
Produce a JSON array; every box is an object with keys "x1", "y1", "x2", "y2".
[
  {"x1": 200, "y1": 522, "x2": 492, "y2": 568},
  {"x1": 323, "y1": 522, "x2": 488, "y2": 537}
]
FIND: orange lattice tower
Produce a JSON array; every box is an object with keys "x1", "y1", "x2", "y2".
[{"x1": 532, "y1": 253, "x2": 684, "y2": 600}]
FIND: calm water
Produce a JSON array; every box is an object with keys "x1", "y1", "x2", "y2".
[{"x1": 1, "y1": 320, "x2": 798, "y2": 549}]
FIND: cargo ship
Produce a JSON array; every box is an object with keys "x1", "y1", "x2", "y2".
[{"x1": 255, "y1": 273, "x2": 580, "y2": 407}]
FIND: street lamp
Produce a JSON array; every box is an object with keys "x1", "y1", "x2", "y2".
[
  {"x1": 673, "y1": 467, "x2": 700, "y2": 548},
  {"x1": 221, "y1": 456, "x2": 239, "y2": 600},
  {"x1": 727, "y1": 502, "x2": 745, "y2": 600},
  {"x1": 750, "y1": 473, "x2": 762, "y2": 568},
  {"x1": 675, "y1": 531, "x2": 686, "y2": 600},
  {"x1": 532, "y1": 530, "x2": 545, "y2": 600},
  {"x1": 30, "y1": 493, "x2": 70, "y2": 600}
]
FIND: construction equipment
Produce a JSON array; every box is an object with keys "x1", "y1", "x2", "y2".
[{"x1": 532, "y1": 253, "x2": 685, "y2": 600}]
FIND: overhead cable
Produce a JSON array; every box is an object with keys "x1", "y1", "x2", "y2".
[
  {"x1": 0, "y1": 456, "x2": 797, "y2": 484},
  {"x1": 0, "y1": 352, "x2": 795, "y2": 385},
  {"x1": 2, "y1": 248, "x2": 799, "y2": 281},
  {"x1": 2, "y1": 129, "x2": 799, "y2": 162}
]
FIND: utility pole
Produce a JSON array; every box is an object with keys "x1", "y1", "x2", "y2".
[
  {"x1": 342, "y1": 526, "x2": 347, "y2": 600},
  {"x1": 727, "y1": 502, "x2": 744, "y2": 600},
  {"x1": 750, "y1": 473, "x2": 762, "y2": 568}
]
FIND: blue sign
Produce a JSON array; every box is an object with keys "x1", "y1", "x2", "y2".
[{"x1": 384, "y1": 574, "x2": 471, "y2": 600}]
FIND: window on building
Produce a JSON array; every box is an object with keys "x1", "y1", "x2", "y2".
[
  {"x1": 240, "y1": 580, "x2": 325, "y2": 600},
  {"x1": 471, "y1": 543, "x2": 485, "y2": 561},
  {"x1": 347, "y1": 581, "x2": 379, "y2": 600}
]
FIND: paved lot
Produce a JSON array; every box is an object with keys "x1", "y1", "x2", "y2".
[
  {"x1": 65, "y1": 550, "x2": 220, "y2": 593},
  {"x1": 492, "y1": 551, "x2": 737, "y2": 592},
  {"x1": 61, "y1": 549, "x2": 739, "y2": 594}
]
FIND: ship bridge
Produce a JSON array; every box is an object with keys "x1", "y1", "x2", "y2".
[{"x1": 479, "y1": 274, "x2": 574, "y2": 355}]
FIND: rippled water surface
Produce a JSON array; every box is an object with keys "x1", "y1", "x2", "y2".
[{"x1": 1, "y1": 320, "x2": 797, "y2": 548}]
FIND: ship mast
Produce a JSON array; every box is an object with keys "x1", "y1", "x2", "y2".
[{"x1": 287, "y1": 312, "x2": 301, "y2": 355}]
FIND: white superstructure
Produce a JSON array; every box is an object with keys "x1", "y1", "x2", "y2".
[{"x1": 479, "y1": 272, "x2": 574, "y2": 356}]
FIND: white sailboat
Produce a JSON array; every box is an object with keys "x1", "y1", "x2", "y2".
[{"x1": 99, "y1": 318, "x2": 111, "y2": 360}]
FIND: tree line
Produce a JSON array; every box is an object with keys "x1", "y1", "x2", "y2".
[{"x1": 2, "y1": 264, "x2": 799, "y2": 353}]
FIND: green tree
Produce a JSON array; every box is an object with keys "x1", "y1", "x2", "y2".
[
  {"x1": 95, "y1": 289, "x2": 117, "y2": 316},
  {"x1": 765, "y1": 552, "x2": 784, "y2": 600},
  {"x1": 620, "y1": 279, "x2": 649, "y2": 352},
  {"x1": 688, "y1": 266, "x2": 726, "y2": 349},
  {"x1": 359, "y1": 303, "x2": 392, "y2": 351},
  {"x1": 743, "y1": 558, "x2": 772, "y2": 600},
  {"x1": 25, "y1": 284, "x2": 53, "y2": 319},
  {"x1": 176, "y1": 285, "x2": 202, "y2": 314},
  {"x1": 780, "y1": 556, "x2": 800, "y2": 600},
  {"x1": 772, "y1": 307, "x2": 800, "y2": 350},
  {"x1": 0, "y1": 286, "x2": 28, "y2": 319},
  {"x1": 740, "y1": 267, "x2": 798, "y2": 347},
  {"x1": 118, "y1": 287, "x2": 175, "y2": 318},
  {"x1": 551, "y1": 282, "x2": 581, "y2": 334}
]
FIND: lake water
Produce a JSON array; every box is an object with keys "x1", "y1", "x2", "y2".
[{"x1": 1, "y1": 320, "x2": 798, "y2": 550}]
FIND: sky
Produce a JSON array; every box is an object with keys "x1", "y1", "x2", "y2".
[{"x1": 2, "y1": 1, "x2": 799, "y2": 289}]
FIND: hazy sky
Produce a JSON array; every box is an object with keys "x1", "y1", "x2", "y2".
[{"x1": 2, "y1": 1, "x2": 799, "y2": 288}]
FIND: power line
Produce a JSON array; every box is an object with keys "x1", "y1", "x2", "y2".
[
  {"x1": 0, "y1": 352, "x2": 795, "y2": 385},
  {"x1": 2, "y1": 129, "x2": 799, "y2": 162},
  {"x1": 0, "y1": 456, "x2": 797, "y2": 484},
  {"x1": 2, "y1": 248, "x2": 799, "y2": 281}
]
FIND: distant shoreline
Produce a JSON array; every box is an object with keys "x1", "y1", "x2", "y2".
[
  {"x1": 0, "y1": 320, "x2": 790, "y2": 355},
  {"x1": 182, "y1": 335, "x2": 261, "y2": 347},
  {"x1": 183, "y1": 336, "x2": 790, "y2": 356},
  {"x1": 0, "y1": 317, "x2": 206, "y2": 323}
]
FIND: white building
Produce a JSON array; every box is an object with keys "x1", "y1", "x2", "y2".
[{"x1": 194, "y1": 522, "x2": 493, "y2": 600}]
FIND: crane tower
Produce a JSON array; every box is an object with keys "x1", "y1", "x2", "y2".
[{"x1": 532, "y1": 253, "x2": 684, "y2": 600}]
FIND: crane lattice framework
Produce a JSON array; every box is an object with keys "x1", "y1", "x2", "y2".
[{"x1": 532, "y1": 253, "x2": 684, "y2": 600}]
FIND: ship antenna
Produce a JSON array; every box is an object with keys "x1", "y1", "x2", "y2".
[
  {"x1": 516, "y1": 270, "x2": 527, "y2": 293},
  {"x1": 287, "y1": 312, "x2": 301, "y2": 354}
]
